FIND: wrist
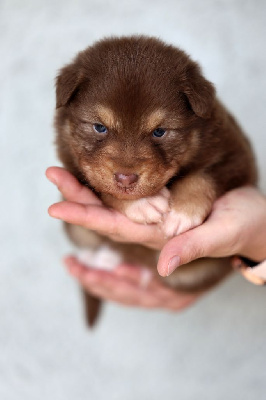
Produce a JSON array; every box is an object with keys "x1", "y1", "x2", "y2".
[
  {"x1": 239, "y1": 231, "x2": 266, "y2": 262},
  {"x1": 240, "y1": 245, "x2": 266, "y2": 264},
  {"x1": 232, "y1": 256, "x2": 266, "y2": 286}
]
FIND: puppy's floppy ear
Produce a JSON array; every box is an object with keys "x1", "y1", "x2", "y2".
[
  {"x1": 55, "y1": 63, "x2": 83, "y2": 109},
  {"x1": 182, "y1": 63, "x2": 215, "y2": 119}
]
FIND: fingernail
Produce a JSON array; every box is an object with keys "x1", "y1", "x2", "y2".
[{"x1": 167, "y1": 255, "x2": 180, "y2": 276}]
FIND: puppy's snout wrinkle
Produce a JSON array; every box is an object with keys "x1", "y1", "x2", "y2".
[{"x1": 114, "y1": 172, "x2": 139, "y2": 187}]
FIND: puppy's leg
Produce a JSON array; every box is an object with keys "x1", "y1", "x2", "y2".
[
  {"x1": 77, "y1": 243, "x2": 124, "y2": 328},
  {"x1": 161, "y1": 173, "x2": 216, "y2": 238},
  {"x1": 81, "y1": 289, "x2": 103, "y2": 327},
  {"x1": 64, "y1": 223, "x2": 105, "y2": 327}
]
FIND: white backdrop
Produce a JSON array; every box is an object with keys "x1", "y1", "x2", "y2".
[{"x1": 1, "y1": 1, "x2": 266, "y2": 399}]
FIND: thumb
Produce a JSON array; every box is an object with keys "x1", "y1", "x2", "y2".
[{"x1": 157, "y1": 220, "x2": 230, "y2": 277}]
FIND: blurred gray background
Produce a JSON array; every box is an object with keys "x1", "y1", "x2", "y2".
[{"x1": 1, "y1": 1, "x2": 265, "y2": 399}]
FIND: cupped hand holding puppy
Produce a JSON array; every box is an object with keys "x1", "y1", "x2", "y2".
[
  {"x1": 47, "y1": 166, "x2": 168, "y2": 250},
  {"x1": 158, "y1": 186, "x2": 266, "y2": 276},
  {"x1": 47, "y1": 166, "x2": 266, "y2": 309},
  {"x1": 64, "y1": 256, "x2": 201, "y2": 311}
]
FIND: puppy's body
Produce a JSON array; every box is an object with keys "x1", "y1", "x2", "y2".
[{"x1": 55, "y1": 36, "x2": 257, "y2": 326}]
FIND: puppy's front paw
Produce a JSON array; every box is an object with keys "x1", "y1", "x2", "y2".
[
  {"x1": 161, "y1": 209, "x2": 205, "y2": 238},
  {"x1": 123, "y1": 187, "x2": 170, "y2": 224}
]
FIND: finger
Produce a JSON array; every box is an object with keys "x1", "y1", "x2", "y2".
[
  {"x1": 64, "y1": 256, "x2": 121, "y2": 295},
  {"x1": 85, "y1": 281, "x2": 161, "y2": 308},
  {"x1": 64, "y1": 257, "x2": 164, "y2": 308},
  {"x1": 113, "y1": 263, "x2": 202, "y2": 310},
  {"x1": 157, "y1": 216, "x2": 239, "y2": 277},
  {"x1": 48, "y1": 200, "x2": 162, "y2": 243},
  {"x1": 49, "y1": 201, "x2": 121, "y2": 233},
  {"x1": 114, "y1": 264, "x2": 156, "y2": 288},
  {"x1": 163, "y1": 291, "x2": 202, "y2": 311},
  {"x1": 65, "y1": 256, "x2": 203, "y2": 310},
  {"x1": 114, "y1": 264, "x2": 191, "y2": 303},
  {"x1": 46, "y1": 166, "x2": 101, "y2": 205}
]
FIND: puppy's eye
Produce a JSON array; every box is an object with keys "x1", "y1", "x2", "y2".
[
  {"x1": 93, "y1": 123, "x2": 108, "y2": 134},
  {"x1": 152, "y1": 128, "x2": 166, "y2": 138}
]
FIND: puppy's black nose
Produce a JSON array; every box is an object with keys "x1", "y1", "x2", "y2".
[{"x1": 114, "y1": 172, "x2": 138, "y2": 187}]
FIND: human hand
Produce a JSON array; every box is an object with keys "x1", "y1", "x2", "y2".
[
  {"x1": 64, "y1": 256, "x2": 201, "y2": 311},
  {"x1": 46, "y1": 166, "x2": 202, "y2": 310},
  {"x1": 46, "y1": 166, "x2": 168, "y2": 250},
  {"x1": 46, "y1": 167, "x2": 266, "y2": 284},
  {"x1": 158, "y1": 186, "x2": 266, "y2": 276}
]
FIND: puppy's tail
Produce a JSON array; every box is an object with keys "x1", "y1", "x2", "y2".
[{"x1": 81, "y1": 288, "x2": 103, "y2": 328}]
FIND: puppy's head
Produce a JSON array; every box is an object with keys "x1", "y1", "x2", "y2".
[{"x1": 55, "y1": 36, "x2": 215, "y2": 199}]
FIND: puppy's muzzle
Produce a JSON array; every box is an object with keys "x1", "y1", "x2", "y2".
[{"x1": 114, "y1": 172, "x2": 139, "y2": 188}]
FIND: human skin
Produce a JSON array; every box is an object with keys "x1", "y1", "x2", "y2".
[{"x1": 46, "y1": 166, "x2": 266, "y2": 309}]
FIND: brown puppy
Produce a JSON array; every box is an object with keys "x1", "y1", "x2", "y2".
[{"x1": 54, "y1": 36, "x2": 257, "y2": 326}]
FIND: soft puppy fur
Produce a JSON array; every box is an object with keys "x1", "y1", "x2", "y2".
[{"x1": 54, "y1": 36, "x2": 257, "y2": 326}]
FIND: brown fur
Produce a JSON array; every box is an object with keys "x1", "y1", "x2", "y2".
[{"x1": 54, "y1": 36, "x2": 257, "y2": 326}]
